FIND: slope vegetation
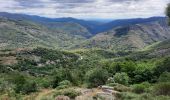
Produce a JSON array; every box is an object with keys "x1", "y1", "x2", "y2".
[{"x1": 76, "y1": 18, "x2": 170, "y2": 51}]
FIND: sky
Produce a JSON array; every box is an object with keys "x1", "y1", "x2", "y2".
[{"x1": 0, "y1": 0, "x2": 169, "y2": 19}]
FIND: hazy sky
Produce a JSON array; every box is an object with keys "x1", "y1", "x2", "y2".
[{"x1": 0, "y1": 0, "x2": 169, "y2": 19}]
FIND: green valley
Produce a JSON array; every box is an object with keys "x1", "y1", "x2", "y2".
[{"x1": 0, "y1": 3, "x2": 170, "y2": 100}]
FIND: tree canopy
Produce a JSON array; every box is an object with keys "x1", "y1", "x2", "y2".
[{"x1": 166, "y1": 3, "x2": 170, "y2": 24}]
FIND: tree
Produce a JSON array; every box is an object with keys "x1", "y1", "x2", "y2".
[
  {"x1": 114, "y1": 72, "x2": 129, "y2": 85},
  {"x1": 158, "y1": 72, "x2": 170, "y2": 82},
  {"x1": 166, "y1": 3, "x2": 170, "y2": 24},
  {"x1": 120, "y1": 61, "x2": 136, "y2": 77},
  {"x1": 13, "y1": 74, "x2": 37, "y2": 94},
  {"x1": 154, "y1": 57, "x2": 170, "y2": 77},
  {"x1": 85, "y1": 68, "x2": 109, "y2": 87}
]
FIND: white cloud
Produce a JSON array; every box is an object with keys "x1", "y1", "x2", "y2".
[{"x1": 0, "y1": 0, "x2": 169, "y2": 19}]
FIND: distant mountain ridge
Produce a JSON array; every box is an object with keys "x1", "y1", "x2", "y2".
[
  {"x1": 0, "y1": 12, "x2": 166, "y2": 34},
  {"x1": 0, "y1": 12, "x2": 169, "y2": 50},
  {"x1": 95, "y1": 17, "x2": 166, "y2": 33}
]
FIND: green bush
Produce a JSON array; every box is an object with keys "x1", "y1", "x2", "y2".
[
  {"x1": 113, "y1": 84, "x2": 131, "y2": 92},
  {"x1": 114, "y1": 72, "x2": 129, "y2": 85},
  {"x1": 57, "y1": 80, "x2": 72, "y2": 89},
  {"x1": 54, "y1": 89, "x2": 80, "y2": 99},
  {"x1": 22, "y1": 81, "x2": 37, "y2": 94},
  {"x1": 12, "y1": 74, "x2": 37, "y2": 94},
  {"x1": 153, "y1": 82, "x2": 170, "y2": 96},
  {"x1": 58, "y1": 80, "x2": 71, "y2": 86},
  {"x1": 35, "y1": 77, "x2": 51, "y2": 88},
  {"x1": 117, "y1": 92, "x2": 170, "y2": 100},
  {"x1": 158, "y1": 72, "x2": 170, "y2": 82},
  {"x1": 85, "y1": 68, "x2": 109, "y2": 87},
  {"x1": 51, "y1": 68, "x2": 81, "y2": 88},
  {"x1": 51, "y1": 68, "x2": 69, "y2": 88},
  {"x1": 154, "y1": 57, "x2": 170, "y2": 76},
  {"x1": 133, "y1": 69, "x2": 156, "y2": 83},
  {"x1": 120, "y1": 61, "x2": 136, "y2": 75},
  {"x1": 118, "y1": 92, "x2": 139, "y2": 100},
  {"x1": 131, "y1": 82, "x2": 150, "y2": 94}
]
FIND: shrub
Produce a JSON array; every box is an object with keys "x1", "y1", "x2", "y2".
[
  {"x1": 154, "y1": 57, "x2": 170, "y2": 76},
  {"x1": 35, "y1": 77, "x2": 51, "y2": 88},
  {"x1": 22, "y1": 81, "x2": 37, "y2": 94},
  {"x1": 54, "y1": 89, "x2": 80, "y2": 99},
  {"x1": 153, "y1": 82, "x2": 170, "y2": 96},
  {"x1": 118, "y1": 92, "x2": 139, "y2": 100},
  {"x1": 57, "y1": 80, "x2": 72, "y2": 89},
  {"x1": 158, "y1": 72, "x2": 170, "y2": 82},
  {"x1": 131, "y1": 82, "x2": 150, "y2": 94},
  {"x1": 104, "y1": 62, "x2": 121, "y2": 74},
  {"x1": 58, "y1": 80, "x2": 71, "y2": 86},
  {"x1": 113, "y1": 84, "x2": 131, "y2": 92},
  {"x1": 118, "y1": 92, "x2": 170, "y2": 100},
  {"x1": 133, "y1": 69, "x2": 156, "y2": 83},
  {"x1": 85, "y1": 68, "x2": 109, "y2": 87},
  {"x1": 12, "y1": 74, "x2": 37, "y2": 94},
  {"x1": 114, "y1": 72, "x2": 129, "y2": 85},
  {"x1": 120, "y1": 61, "x2": 136, "y2": 77},
  {"x1": 51, "y1": 68, "x2": 69, "y2": 88},
  {"x1": 51, "y1": 69, "x2": 81, "y2": 88}
]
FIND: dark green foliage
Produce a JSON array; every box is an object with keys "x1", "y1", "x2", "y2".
[
  {"x1": 103, "y1": 62, "x2": 122, "y2": 75},
  {"x1": 58, "y1": 80, "x2": 72, "y2": 86},
  {"x1": 114, "y1": 72, "x2": 129, "y2": 85},
  {"x1": 166, "y1": 3, "x2": 170, "y2": 25},
  {"x1": 120, "y1": 61, "x2": 136, "y2": 77},
  {"x1": 32, "y1": 47, "x2": 79, "y2": 65},
  {"x1": 12, "y1": 74, "x2": 37, "y2": 94},
  {"x1": 102, "y1": 61, "x2": 136, "y2": 77},
  {"x1": 158, "y1": 72, "x2": 170, "y2": 82},
  {"x1": 35, "y1": 77, "x2": 51, "y2": 88},
  {"x1": 133, "y1": 69, "x2": 156, "y2": 83},
  {"x1": 21, "y1": 81, "x2": 37, "y2": 94},
  {"x1": 51, "y1": 68, "x2": 68, "y2": 88},
  {"x1": 131, "y1": 82, "x2": 150, "y2": 94},
  {"x1": 0, "y1": 65, "x2": 9, "y2": 73},
  {"x1": 154, "y1": 57, "x2": 170, "y2": 77},
  {"x1": 57, "y1": 80, "x2": 72, "y2": 89},
  {"x1": 54, "y1": 89, "x2": 80, "y2": 99},
  {"x1": 85, "y1": 68, "x2": 109, "y2": 87}
]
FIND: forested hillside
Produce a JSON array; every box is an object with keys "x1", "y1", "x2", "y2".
[
  {"x1": 0, "y1": 17, "x2": 86, "y2": 49},
  {"x1": 0, "y1": 40, "x2": 169, "y2": 99},
  {"x1": 76, "y1": 18, "x2": 170, "y2": 50}
]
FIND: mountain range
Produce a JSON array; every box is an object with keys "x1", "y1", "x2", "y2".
[{"x1": 0, "y1": 12, "x2": 169, "y2": 51}]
